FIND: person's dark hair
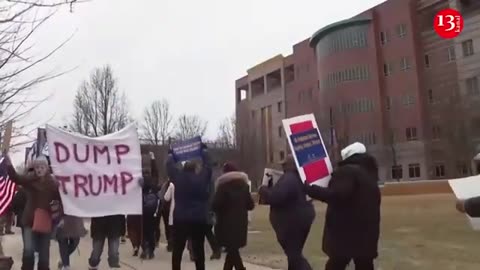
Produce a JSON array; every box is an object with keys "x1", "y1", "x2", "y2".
[
  {"x1": 223, "y1": 162, "x2": 238, "y2": 173},
  {"x1": 183, "y1": 161, "x2": 196, "y2": 173}
]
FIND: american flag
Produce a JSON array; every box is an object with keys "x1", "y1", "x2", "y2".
[{"x1": 0, "y1": 156, "x2": 15, "y2": 216}]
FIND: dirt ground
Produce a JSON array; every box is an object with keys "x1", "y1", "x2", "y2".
[{"x1": 242, "y1": 194, "x2": 480, "y2": 270}]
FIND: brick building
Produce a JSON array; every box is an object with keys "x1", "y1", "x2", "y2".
[{"x1": 236, "y1": 0, "x2": 480, "y2": 182}]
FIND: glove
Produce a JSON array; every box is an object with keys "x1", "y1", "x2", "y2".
[{"x1": 57, "y1": 219, "x2": 65, "y2": 229}]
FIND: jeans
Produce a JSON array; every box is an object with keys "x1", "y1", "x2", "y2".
[
  {"x1": 58, "y1": 237, "x2": 80, "y2": 267},
  {"x1": 88, "y1": 237, "x2": 120, "y2": 268},
  {"x1": 22, "y1": 227, "x2": 51, "y2": 270},
  {"x1": 172, "y1": 222, "x2": 206, "y2": 270},
  {"x1": 325, "y1": 258, "x2": 374, "y2": 270},
  {"x1": 224, "y1": 248, "x2": 245, "y2": 270}
]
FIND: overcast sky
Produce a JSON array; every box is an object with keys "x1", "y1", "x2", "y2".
[{"x1": 11, "y1": 0, "x2": 386, "y2": 163}]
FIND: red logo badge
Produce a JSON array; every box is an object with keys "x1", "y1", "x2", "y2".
[{"x1": 434, "y1": 8, "x2": 464, "y2": 39}]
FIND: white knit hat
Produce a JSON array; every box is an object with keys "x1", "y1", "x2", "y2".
[
  {"x1": 341, "y1": 142, "x2": 367, "y2": 160},
  {"x1": 32, "y1": 155, "x2": 49, "y2": 167}
]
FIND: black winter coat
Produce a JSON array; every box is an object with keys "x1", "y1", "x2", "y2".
[
  {"x1": 259, "y1": 170, "x2": 315, "y2": 247},
  {"x1": 465, "y1": 196, "x2": 480, "y2": 217},
  {"x1": 306, "y1": 153, "x2": 381, "y2": 259},
  {"x1": 90, "y1": 215, "x2": 126, "y2": 240},
  {"x1": 212, "y1": 171, "x2": 254, "y2": 249},
  {"x1": 11, "y1": 188, "x2": 27, "y2": 228}
]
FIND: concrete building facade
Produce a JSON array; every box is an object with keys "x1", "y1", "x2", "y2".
[{"x1": 236, "y1": 0, "x2": 480, "y2": 182}]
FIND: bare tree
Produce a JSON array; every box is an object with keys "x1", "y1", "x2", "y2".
[
  {"x1": 0, "y1": 0, "x2": 84, "y2": 148},
  {"x1": 70, "y1": 65, "x2": 130, "y2": 136},
  {"x1": 215, "y1": 114, "x2": 236, "y2": 149},
  {"x1": 141, "y1": 99, "x2": 174, "y2": 145},
  {"x1": 174, "y1": 114, "x2": 207, "y2": 141}
]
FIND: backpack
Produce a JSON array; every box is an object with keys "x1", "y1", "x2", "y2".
[{"x1": 143, "y1": 192, "x2": 159, "y2": 214}]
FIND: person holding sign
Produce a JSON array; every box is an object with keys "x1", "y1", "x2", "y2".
[
  {"x1": 166, "y1": 142, "x2": 212, "y2": 270},
  {"x1": 258, "y1": 155, "x2": 315, "y2": 270},
  {"x1": 456, "y1": 196, "x2": 480, "y2": 217},
  {"x1": 304, "y1": 142, "x2": 381, "y2": 270},
  {"x1": 6, "y1": 156, "x2": 60, "y2": 270}
]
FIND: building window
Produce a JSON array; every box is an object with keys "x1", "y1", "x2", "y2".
[
  {"x1": 391, "y1": 165, "x2": 403, "y2": 180},
  {"x1": 432, "y1": 125, "x2": 441, "y2": 140},
  {"x1": 279, "y1": 151, "x2": 285, "y2": 161},
  {"x1": 408, "y1": 163, "x2": 421, "y2": 178},
  {"x1": 462, "y1": 39, "x2": 474, "y2": 57},
  {"x1": 457, "y1": 162, "x2": 469, "y2": 176},
  {"x1": 386, "y1": 96, "x2": 392, "y2": 111},
  {"x1": 380, "y1": 31, "x2": 389, "y2": 45},
  {"x1": 406, "y1": 127, "x2": 418, "y2": 141},
  {"x1": 278, "y1": 126, "x2": 283, "y2": 138},
  {"x1": 383, "y1": 63, "x2": 392, "y2": 76},
  {"x1": 448, "y1": 46, "x2": 456, "y2": 62},
  {"x1": 424, "y1": 54, "x2": 430, "y2": 68},
  {"x1": 434, "y1": 164, "x2": 446, "y2": 177},
  {"x1": 400, "y1": 57, "x2": 411, "y2": 71},
  {"x1": 428, "y1": 89, "x2": 434, "y2": 104},
  {"x1": 466, "y1": 77, "x2": 479, "y2": 95},
  {"x1": 402, "y1": 94, "x2": 415, "y2": 106},
  {"x1": 277, "y1": 101, "x2": 283, "y2": 113},
  {"x1": 396, "y1": 24, "x2": 407, "y2": 38}
]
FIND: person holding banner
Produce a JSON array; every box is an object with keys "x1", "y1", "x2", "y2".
[
  {"x1": 258, "y1": 155, "x2": 315, "y2": 270},
  {"x1": 166, "y1": 142, "x2": 212, "y2": 270},
  {"x1": 304, "y1": 142, "x2": 381, "y2": 270},
  {"x1": 88, "y1": 215, "x2": 126, "y2": 269},
  {"x1": 6, "y1": 156, "x2": 60, "y2": 270},
  {"x1": 213, "y1": 162, "x2": 255, "y2": 270},
  {"x1": 139, "y1": 152, "x2": 160, "y2": 260}
]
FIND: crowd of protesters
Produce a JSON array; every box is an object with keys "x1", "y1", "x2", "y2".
[{"x1": 3, "y1": 139, "x2": 480, "y2": 270}]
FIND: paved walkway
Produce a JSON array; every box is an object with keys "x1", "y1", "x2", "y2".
[{"x1": 1, "y1": 228, "x2": 276, "y2": 270}]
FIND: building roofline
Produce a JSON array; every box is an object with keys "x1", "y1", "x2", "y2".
[{"x1": 309, "y1": 17, "x2": 372, "y2": 48}]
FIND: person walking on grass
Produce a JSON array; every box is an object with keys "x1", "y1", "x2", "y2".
[
  {"x1": 259, "y1": 155, "x2": 315, "y2": 270},
  {"x1": 213, "y1": 162, "x2": 255, "y2": 270},
  {"x1": 456, "y1": 196, "x2": 480, "y2": 217},
  {"x1": 304, "y1": 142, "x2": 381, "y2": 270}
]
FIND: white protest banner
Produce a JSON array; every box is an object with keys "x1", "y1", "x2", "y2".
[
  {"x1": 449, "y1": 175, "x2": 480, "y2": 230},
  {"x1": 283, "y1": 114, "x2": 333, "y2": 187},
  {"x1": 261, "y1": 168, "x2": 283, "y2": 187},
  {"x1": 46, "y1": 124, "x2": 142, "y2": 217}
]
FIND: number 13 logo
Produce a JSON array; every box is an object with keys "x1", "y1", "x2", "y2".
[{"x1": 434, "y1": 8, "x2": 464, "y2": 39}]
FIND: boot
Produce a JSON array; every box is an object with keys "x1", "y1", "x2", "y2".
[
  {"x1": 132, "y1": 247, "x2": 139, "y2": 257},
  {"x1": 210, "y1": 250, "x2": 221, "y2": 260}
]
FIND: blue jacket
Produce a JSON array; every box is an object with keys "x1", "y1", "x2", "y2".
[{"x1": 166, "y1": 150, "x2": 212, "y2": 223}]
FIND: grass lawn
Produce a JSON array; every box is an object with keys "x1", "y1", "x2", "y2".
[{"x1": 241, "y1": 194, "x2": 480, "y2": 270}]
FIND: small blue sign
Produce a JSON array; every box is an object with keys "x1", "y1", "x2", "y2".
[
  {"x1": 290, "y1": 128, "x2": 326, "y2": 167},
  {"x1": 171, "y1": 136, "x2": 203, "y2": 162}
]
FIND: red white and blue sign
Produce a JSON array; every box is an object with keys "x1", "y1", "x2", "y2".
[{"x1": 283, "y1": 114, "x2": 332, "y2": 187}]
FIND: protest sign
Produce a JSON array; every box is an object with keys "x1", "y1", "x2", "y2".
[
  {"x1": 171, "y1": 136, "x2": 202, "y2": 162},
  {"x1": 283, "y1": 114, "x2": 332, "y2": 187},
  {"x1": 261, "y1": 168, "x2": 283, "y2": 187},
  {"x1": 449, "y1": 176, "x2": 480, "y2": 230},
  {"x1": 46, "y1": 124, "x2": 142, "y2": 217}
]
